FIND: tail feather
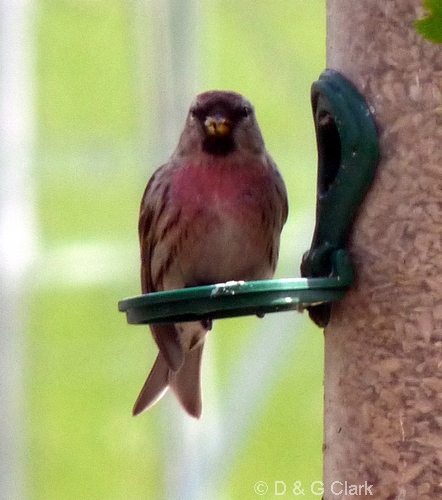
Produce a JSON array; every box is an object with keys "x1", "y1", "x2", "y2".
[
  {"x1": 133, "y1": 343, "x2": 204, "y2": 418},
  {"x1": 169, "y1": 344, "x2": 204, "y2": 419},
  {"x1": 132, "y1": 352, "x2": 169, "y2": 416},
  {"x1": 151, "y1": 323, "x2": 184, "y2": 372}
]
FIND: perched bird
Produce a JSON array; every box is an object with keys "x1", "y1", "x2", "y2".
[{"x1": 134, "y1": 90, "x2": 288, "y2": 418}]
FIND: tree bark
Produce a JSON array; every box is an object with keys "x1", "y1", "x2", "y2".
[{"x1": 325, "y1": 1, "x2": 442, "y2": 498}]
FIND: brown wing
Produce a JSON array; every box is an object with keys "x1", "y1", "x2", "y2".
[
  {"x1": 138, "y1": 166, "x2": 165, "y2": 294},
  {"x1": 264, "y1": 156, "x2": 289, "y2": 272},
  {"x1": 139, "y1": 161, "x2": 186, "y2": 294},
  {"x1": 270, "y1": 157, "x2": 289, "y2": 229},
  {"x1": 138, "y1": 163, "x2": 185, "y2": 372}
]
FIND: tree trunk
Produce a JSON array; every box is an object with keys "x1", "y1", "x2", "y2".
[{"x1": 325, "y1": 1, "x2": 442, "y2": 498}]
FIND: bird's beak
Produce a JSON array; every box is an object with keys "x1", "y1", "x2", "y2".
[{"x1": 204, "y1": 115, "x2": 230, "y2": 136}]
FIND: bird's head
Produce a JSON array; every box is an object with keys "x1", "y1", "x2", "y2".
[{"x1": 177, "y1": 91, "x2": 266, "y2": 157}]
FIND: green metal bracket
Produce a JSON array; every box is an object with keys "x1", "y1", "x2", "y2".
[
  {"x1": 119, "y1": 249, "x2": 353, "y2": 324},
  {"x1": 118, "y1": 70, "x2": 379, "y2": 327},
  {"x1": 301, "y1": 69, "x2": 379, "y2": 326}
]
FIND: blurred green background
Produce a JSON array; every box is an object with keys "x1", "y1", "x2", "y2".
[{"x1": 27, "y1": 0, "x2": 326, "y2": 498}]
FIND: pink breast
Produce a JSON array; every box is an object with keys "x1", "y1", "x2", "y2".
[{"x1": 171, "y1": 161, "x2": 268, "y2": 218}]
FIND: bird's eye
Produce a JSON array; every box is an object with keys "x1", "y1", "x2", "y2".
[
  {"x1": 240, "y1": 106, "x2": 252, "y2": 118},
  {"x1": 190, "y1": 107, "x2": 205, "y2": 121}
]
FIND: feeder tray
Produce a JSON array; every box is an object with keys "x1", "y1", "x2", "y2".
[
  {"x1": 119, "y1": 249, "x2": 353, "y2": 324},
  {"x1": 119, "y1": 70, "x2": 379, "y2": 327}
]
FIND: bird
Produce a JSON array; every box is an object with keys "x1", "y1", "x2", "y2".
[{"x1": 134, "y1": 90, "x2": 288, "y2": 418}]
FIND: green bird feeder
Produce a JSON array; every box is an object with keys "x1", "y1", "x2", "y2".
[{"x1": 118, "y1": 70, "x2": 379, "y2": 327}]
